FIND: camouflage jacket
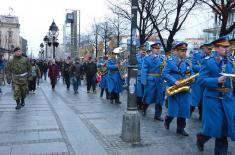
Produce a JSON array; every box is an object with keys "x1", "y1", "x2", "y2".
[{"x1": 5, "y1": 56, "x2": 32, "y2": 85}]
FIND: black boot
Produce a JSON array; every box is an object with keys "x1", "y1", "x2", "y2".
[
  {"x1": 164, "y1": 116, "x2": 173, "y2": 130},
  {"x1": 15, "y1": 100, "x2": 21, "y2": 110},
  {"x1": 142, "y1": 103, "x2": 149, "y2": 117},
  {"x1": 196, "y1": 133, "x2": 210, "y2": 151},
  {"x1": 176, "y1": 129, "x2": 189, "y2": 136},
  {"x1": 106, "y1": 90, "x2": 110, "y2": 100},
  {"x1": 21, "y1": 98, "x2": 25, "y2": 107},
  {"x1": 115, "y1": 93, "x2": 121, "y2": 104},
  {"x1": 176, "y1": 118, "x2": 188, "y2": 136},
  {"x1": 100, "y1": 88, "x2": 104, "y2": 98}
]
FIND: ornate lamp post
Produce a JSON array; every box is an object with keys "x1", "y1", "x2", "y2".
[
  {"x1": 39, "y1": 43, "x2": 44, "y2": 59},
  {"x1": 121, "y1": 0, "x2": 140, "y2": 143},
  {"x1": 48, "y1": 20, "x2": 59, "y2": 59},
  {"x1": 43, "y1": 34, "x2": 49, "y2": 59}
]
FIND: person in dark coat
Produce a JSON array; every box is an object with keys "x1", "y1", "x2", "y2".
[
  {"x1": 48, "y1": 60, "x2": 59, "y2": 91},
  {"x1": 42, "y1": 60, "x2": 48, "y2": 81},
  {"x1": 71, "y1": 58, "x2": 82, "y2": 94},
  {"x1": 28, "y1": 59, "x2": 40, "y2": 93},
  {"x1": 63, "y1": 58, "x2": 72, "y2": 90},
  {"x1": 83, "y1": 57, "x2": 97, "y2": 93}
]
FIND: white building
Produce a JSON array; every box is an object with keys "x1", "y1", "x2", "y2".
[
  {"x1": 0, "y1": 15, "x2": 20, "y2": 51},
  {"x1": 203, "y1": 4, "x2": 235, "y2": 42}
]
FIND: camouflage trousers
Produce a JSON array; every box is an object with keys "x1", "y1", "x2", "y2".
[{"x1": 12, "y1": 84, "x2": 28, "y2": 100}]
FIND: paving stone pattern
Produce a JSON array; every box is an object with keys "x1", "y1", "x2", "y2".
[{"x1": 0, "y1": 79, "x2": 234, "y2": 155}]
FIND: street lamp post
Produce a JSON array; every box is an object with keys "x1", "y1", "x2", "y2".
[
  {"x1": 43, "y1": 34, "x2": 49, "y2": 59},
  {"x1": 121, "y1": 0, "x2": 140, "y2": 143},
  {"x1": 40, "y1": 43, "x2": 44, "y2": 59},
  {"x1": 48, "y1": 20, "x2": 59, "y2": 59}
]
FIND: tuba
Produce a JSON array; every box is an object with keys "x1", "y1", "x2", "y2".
[
  {"x1": 113, "y1": 47, "x2": 128, "y2": 80},
  {"x1": 166, "y1": 73, "x2": 199, "y2": 96}
]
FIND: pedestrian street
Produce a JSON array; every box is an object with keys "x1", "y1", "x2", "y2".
[{"x1": 0, "y1": 80, "x2": 234, "y2": 155}]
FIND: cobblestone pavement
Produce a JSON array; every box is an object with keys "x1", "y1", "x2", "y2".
[{"x1": 0, "y1": 79, "x2": 234, "y2": 155}]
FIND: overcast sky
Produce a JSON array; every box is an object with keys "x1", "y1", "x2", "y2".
[{"x1": 0, "y1": 0, "x2": 213, "y2": 55}]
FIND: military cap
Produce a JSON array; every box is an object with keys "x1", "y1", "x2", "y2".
[
  {"x1": 229, "y1": 38, "x2": 235, "y2": 45},
  {"x1": 174, "y1": 42, "x2": 188, "y2": 51},
  {"x1": 212, "y1": 36, "x2": 230, "y2": 47},
  {"x1": 138, "y1": 45, "x2": 146, "y2": 51},
  {"x1": 151, "y1": 41, "x2": 161, "y2": 49},
  {"x1": 200, "y1": 42, "x2": 213, "y2": 50},
  {"x1": 13, "y1": 47, "x2": 21, "y2": 52}
]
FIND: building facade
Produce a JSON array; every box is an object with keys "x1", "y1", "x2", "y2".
[
  {"x1": 0, "y1": 15, "x2": 20, "y2": 51},
  {"x1": 203, "y1": 5, "x2": 235, "y2": 42}
]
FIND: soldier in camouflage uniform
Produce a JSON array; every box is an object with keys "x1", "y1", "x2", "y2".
[{"x1": 5, "y1": 47, "x2": 32, "y2": 110}]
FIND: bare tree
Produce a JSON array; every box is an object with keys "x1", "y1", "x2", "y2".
[
  {"x1": 199, "y1": 0, "x2": 235, "y2": 36},
  {"x1": 97, "y1": 21, "x2": 114, "y2": 54},
  {"x1": 146, "y1": 0, "x2": 198, "y2": 54},
  {"x1": 108, "y1": 0, "x2": 155, "y2": 45},
  {"x1": 106, "y1": 14, "x2": 129, "y2": 47}
]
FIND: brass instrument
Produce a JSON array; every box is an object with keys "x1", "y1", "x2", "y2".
[
  {"x1": 166, "y1": 73, "x2": 199, "y2": 96},
  {"x1": 118, "y1": 59, "x2": 127, "y2": 80},
  {"x1": 97, "y1": 61, "x2": 108, "y2": 75},
  {"x1": 113, "y1": 47, "x2": 128, "y2": 80}
]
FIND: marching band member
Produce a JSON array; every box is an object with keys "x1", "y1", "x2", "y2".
[
  {"x1": 229, "y1": 38, "x2": 235, "y2": 60},
  {"x1": 196, "y1": 36, "x2": 235, "y2": 155},
  {"x1": 97, "y1": 54, "x2": 110, "y2": 99},
  {"x1": 190, "y1": 43, "x2": 213, "y2": 120},
  {"x1": 141, "y1": 42, "x2": 164, "y2": 121},
  {"x1": 136, "y1": 45, "x2": 147, "y2": 110},
  {"x1": 106, "y1": 49, "x2": 123, "y2": 104},
  {"x1": 162, "y1": 42, "x2": 192, "y2": 136}
]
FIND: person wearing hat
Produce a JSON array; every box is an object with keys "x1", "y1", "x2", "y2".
[
  {"x1": 196, "y1": 36, "x2": 235, "y2": 155},
  {"x1": 141, "y1": 42, "x2": 164, "y2": 121},
  {"x1": 106, "y1": 49, "x2": 123, "y2": 104},
  {"x1": 136, "y1": 45, "x2": 147, "y2": 110},
  {"x1": 190, "y1": 42, "x2": 213, "y2": 120},
  {"x1": 97, "y1": 54, "x2": 110, "y2": 99},
  {"x1": 5, "y1": 47, "x2": 32, "y2": 109},
  {"x1": 229, "y1": 38, "x2": 235, "y2": 60},
  {"x1": 162, "y1": 42, "x2": 192, "y2": 136}
]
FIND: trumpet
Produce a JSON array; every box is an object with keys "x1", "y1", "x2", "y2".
[{"x1": 166, "y1": 73, "x2": 199, "y2": 96}]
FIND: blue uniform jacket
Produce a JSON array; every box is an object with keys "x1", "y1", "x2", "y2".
[
  {"x1": 198, "y1": 54, "x2": 235, "y2": 140},
  {"x1": 106, "y1": 58, "x2": 122, "y2": 93},
  {"x1": 141, "y1": 54, "x2": 164, "y2": 105},
  {"x1": 97, "y1": 59, "x2": 108, "y2": 89},
  {"x1": 191, "y1": 51, "x2": 204, "y2": 106},
  {"x1": 136, "y1": 53, "x2": 145, "y2": 97},
  {"x1": 162, "y1": 57, "x2": 192, "y2": 118}
]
